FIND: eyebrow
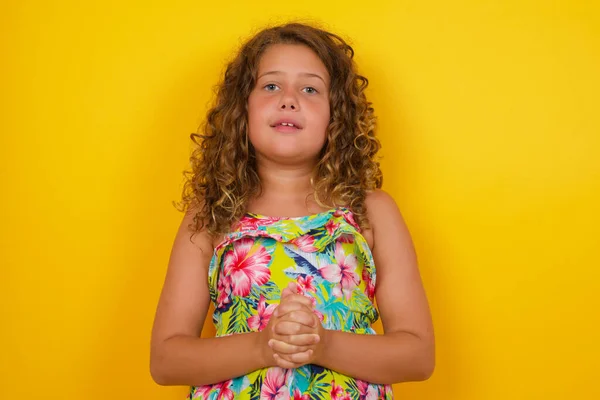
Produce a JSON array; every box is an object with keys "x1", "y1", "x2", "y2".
[{"x1": 257, "y1": 70, "x2": 327, "y2": 85}]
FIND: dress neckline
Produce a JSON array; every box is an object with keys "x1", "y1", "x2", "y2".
[{"x1": 244, "y1": 207, "x2": 348, "y2": 221}]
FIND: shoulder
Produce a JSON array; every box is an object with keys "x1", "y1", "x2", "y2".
[
  {"x1": 179, "y1": 201, "x2": 216, "y2": 255},
  {"x1": 364, "y1": 189, "x2": 410, "y2": 251},
  {"x1": 365, "y1": 188, "x2": 398, "y2": 210},
  {"x1": 365, "y1": 188, "x2": 403, "y2": 223}
]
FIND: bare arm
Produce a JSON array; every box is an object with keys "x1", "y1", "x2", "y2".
[
  {"x1": 315, "y1": 189, "x2": 435, "y2": 384},
  {"x1": 150, "y1": 208, "x2": 267, "y2": 386}
]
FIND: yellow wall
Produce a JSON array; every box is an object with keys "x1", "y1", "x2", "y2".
[{"x1": 2, "y1": 1, "x2": 599, "y2": 399}]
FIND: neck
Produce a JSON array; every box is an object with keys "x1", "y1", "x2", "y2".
[{"x1": 255, "y1": 159, "x2": 315, "y2": 199}]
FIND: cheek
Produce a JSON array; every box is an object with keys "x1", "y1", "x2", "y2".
[
  {"x1": 312, "y1": 102, "x2": 331, "y2": 134},
  {"x1": 247, "y1": 96, "x2": 264, "y2": 133}
]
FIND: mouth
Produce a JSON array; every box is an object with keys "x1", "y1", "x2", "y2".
[{"x1": 270, "y1": 119, "x2": 303, "y2": 133}]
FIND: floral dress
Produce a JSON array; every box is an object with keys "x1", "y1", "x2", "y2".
[{"x1": 187, "y1": 207, "x2": 394, "y2": 400}]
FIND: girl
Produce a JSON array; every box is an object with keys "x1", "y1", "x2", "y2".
[{"x1": 150, "y1": 22, "x2": 434, "y2": 399}]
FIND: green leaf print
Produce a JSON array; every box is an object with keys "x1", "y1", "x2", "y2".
[
  {"x1": 306, "y1": 369, "x2": 330, "y2": 400},
  {"x1": 346, "y1": 378, "x2": 361, "y2": 399},
  {"x1": 226, "y1": 297, "x2": 253, "y2": 334},
  {"x1": 249, "y1": 280, "x2": 280, "y2": 302},
  {"x1": 347, "y1": 292, "x2": 374, "y2": 327},
  {"x1": 315, "y1": 284, "x2": 348, "y2": 329},
  {"x1": 249, "y1": 373, "x2": 263, "y2": 400},
  {"x1": 208, "y1": 280, "x2": 217, "y2": 303},
  {"x1": 356, "y1": 246, "x2": 371, "y2": 271}
]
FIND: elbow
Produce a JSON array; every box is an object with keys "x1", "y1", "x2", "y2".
[
  {"x1": 413, "y1": 342, "x2": 436, "y2": 381},
  {"x1": 415, "y1": 356, "x2": 435, "y2": 381},
  {"x1": 150, "y1": 358, "x2": 168, "y2": 386},
  {"x1": 150, "y1": 348, "x2": 173, "y2": 386},
  {"x1": 391, "y1": 338, "x2": 435, "y2": 383}
]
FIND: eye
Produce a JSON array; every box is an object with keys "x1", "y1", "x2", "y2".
[
  {"x1": 302, "y1": 87, "x2": 318, "y2": 94},
  {"x1": 263, "y1": 83, "x2": 279, "y2": 91}
]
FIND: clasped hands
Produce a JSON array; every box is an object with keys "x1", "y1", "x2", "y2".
[{"x1": 259, "y1": 282, "x2": 327, "y2": 369}]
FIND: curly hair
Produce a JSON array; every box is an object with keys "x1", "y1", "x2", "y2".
[{"x1": 177, "y1": 22, "x2": 383, "y2": 237}]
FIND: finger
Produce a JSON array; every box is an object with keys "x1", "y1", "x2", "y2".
[
  {"x1": 281, "y1": 286, "x2": 293, "y2": 299},
  {"x1": 273, "y1": 320, "x2": 318, "y2": 335},
  {"x1": 287, "y1": 281, "x2": 299, "y2": 293},
  {"x1": 273, "y1": 302, "x2": 306, "y2": 321},
  {"x1": 278, "y1": 308, "x2": 319, "y2": 333},
  {"x1": 277, "y1": 349, "x2": 313, "y2": 364},
  {"x1": 269, "y1": 338, "x2": 317, "y2": 354},
  {"x1": 279, "y1": 293, "x2": 313, "y2": 308},
  {"x1": 273, "y1": 353, "x2": 306, "y2": 369},
  {"x1": 275, "y1": 297, "x2": 313, "y2": 317},
  {"x1": 281, "y1": 281, "x2": 300, "y2": 299},
  {"x1": 273, "y1": 332, "x2": 320, "y2": 348}
]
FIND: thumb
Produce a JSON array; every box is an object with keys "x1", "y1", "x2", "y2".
[{"x1": 281, "y1": 281, "x2": 299, "y2": 298}]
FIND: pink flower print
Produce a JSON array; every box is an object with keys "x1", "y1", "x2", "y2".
[
  {"x1": 356, "y1": 380, "x2": 378, "y2": 400},
  {"x1": 342, "y1": 211, "x2": 360, "y2": 230},
  {"x1": 291, "y1": 234, "x2": 318, "y2": 252},
  {"x1": 214, "y1": 380, "x2": 234, "y2": 400},
  {"x1": 338, "y1": 233, "x2": 355, "y2": 244},
  {"x1": 191, "y1": 384, "x2": 212, "y2": 399},
  {"x1": 247, "y1": 295, "x2": 276, "y2": 331},
  {"x1": 222, "y1": 238, "x2": 271, "y2": 297},
  {"x1": 333, "y1": 208, "x2": 360, "y2": 230},
  {"x1": 324, "y1": 219, "x2": 340, "y2": 236},
  {"x1": 318, "y1": 242, "x2": 360, "y2": 299},
  {"x1": 216, "y1": 275, "x2": 232, "y2": 309},
  {"x1": 330, "y1": 380, "x2": 345, "y2": 399},
  {"x1": 296, "y1": 275, "x2": 316, "y2": 293},
  {"x1": 238, "y1": 215, "x2": 283, "y2": 231},
  {"x1": 292, "y1": 389, "x2": 309, "y2": 400},
  {"x1": 318, "y1": 262, "x2": 341, "y2": 283},
  {"x1": 362, "y1": 268, "x2": 376, "y2": 301},
  {"x1": 192, "y1": 380, "x2": 234, "y2": 400},
  {"x1": 260, "y1": 367, "x2": 290, "y2": 400}
]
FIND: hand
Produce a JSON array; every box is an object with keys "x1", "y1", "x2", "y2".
[
  {"x1": 258, "y1": 284, "x2": 318, "y2": 368},
  {"x1": 270, "y1": 282, "x2": 326, "y2": 368}
]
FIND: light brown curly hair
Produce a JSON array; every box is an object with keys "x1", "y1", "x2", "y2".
[{"x1": 177, "y1": 22, "x2": 383, "y2": 237}]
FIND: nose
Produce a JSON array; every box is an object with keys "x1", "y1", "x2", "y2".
[{"x1": 278, "y1": 91, "x2": 298, "y2": 111}]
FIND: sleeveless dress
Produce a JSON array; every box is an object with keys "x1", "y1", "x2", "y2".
[{"x1": 187, "y1": 207, "x2": 394, "y2": 400}]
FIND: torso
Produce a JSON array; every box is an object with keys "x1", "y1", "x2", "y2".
[{"x1": 192, "y1": 205, "x2": 393, "y2": 400}]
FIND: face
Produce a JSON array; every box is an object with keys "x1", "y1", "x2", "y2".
[{"x1": 247, "y1": 44, "x2": 331, "y2": 166}]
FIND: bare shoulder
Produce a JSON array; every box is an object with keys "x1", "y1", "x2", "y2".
[
  {"x1": 365, "y1": 188, "x2": 400, "y2": 215},
  {"x1": 365, "y1": 189, "x2": 410, "y2": 251}
]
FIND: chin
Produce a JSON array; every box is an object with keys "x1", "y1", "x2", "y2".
[{"x1": 262, "y1": 147, "x2": 321, "y2": 165}]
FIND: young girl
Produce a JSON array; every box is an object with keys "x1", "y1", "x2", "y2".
[{"x1": 150, "y1": 22, "x2": 435, "y2": 399}]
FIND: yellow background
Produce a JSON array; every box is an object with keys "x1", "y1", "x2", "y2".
[{"x1": 2, "y1": 0, "x2": 599, "y2": 399}]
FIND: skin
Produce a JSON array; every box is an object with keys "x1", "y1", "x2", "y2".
[
  {"x1": 247, "y1": 43, "x2": 331, "y2": 168},
  {"x1": 150, "y1": 43, "x2": 435, "y2": 387}
]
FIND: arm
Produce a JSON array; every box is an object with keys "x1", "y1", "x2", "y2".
[
  {"x1": 316, "y1": 189, "x2": 435, "y2": 384},
  {"x1": 150, "y1": 208, "x2": 265, "y2": 386}
]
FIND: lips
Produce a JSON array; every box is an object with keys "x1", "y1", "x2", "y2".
[{"x1": 270, "y1": 118, "x2": 303, "y2": 130}]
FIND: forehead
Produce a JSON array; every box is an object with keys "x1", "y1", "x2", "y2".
[{"x1": 257, "y1": 44, "x2": 330, "y2": 82}]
